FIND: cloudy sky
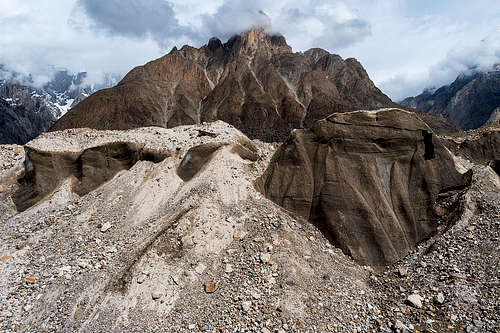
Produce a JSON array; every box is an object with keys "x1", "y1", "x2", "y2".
[{"x1": 0, "y1": 0, "x2": 499, "y2": 100}]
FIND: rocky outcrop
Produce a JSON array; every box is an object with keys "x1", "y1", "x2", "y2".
[
  {"x1": 401, "y1": 69, "x2": 500, "y2": 130},
  {"x1": 52, "y1": 28, "x2": 394, "y2": 141},
  {"x1": 257, "y1": 108, "x2": 469, "y2": 267},
  {"x1": 440, "y1": 126, "x2": 500, "y2": 171}
]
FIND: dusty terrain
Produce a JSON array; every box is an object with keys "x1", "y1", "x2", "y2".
[{"x1": 0, "y1": 113, "x2": 498, "y2": 332}]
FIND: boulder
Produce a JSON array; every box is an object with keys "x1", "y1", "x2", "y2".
[{"x1": 257, "y1": 108, "x2": 469, "y2": 267}]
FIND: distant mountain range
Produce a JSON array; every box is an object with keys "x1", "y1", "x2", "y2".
[
  {"x1": 0, "y1": 69, "x2": 119, "y2": 144},
  {"x1": 401, "y1": 67, "x2": 500, "y2": 130}
]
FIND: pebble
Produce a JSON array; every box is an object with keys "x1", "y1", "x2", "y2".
[
  {"x1": 188, "y1": 324, "x2": 196, "y2": 330},
  {"x1": 204, "y1": 282, "x2": 217, "y2": 293},
  {"x1": 151, "y1": 290, "x2": 163, "y2": 300},
  {"x1": 260, "y1": 253, "x2": 271, "y2": 263},
  {"x1": 241, "y1": 301, "x2": 252, "y2": 312},
  {"x1": 398, "y1": 267, "x2": 408, "y2": 277},
  {"x1": 434, "y1": 292, "x2": 445, "y2": 304},
  {"x1": 25, "y1": 276, "x2": 36, "y2": 284},
  {"x1": 406, "y1": 294, "x2": 423, "y2": 308},
  {"x1": 261, "y1": 328, "x2": 270, "y2": 333},
  {"x1": 195, "y1": 263, "x2": 206, "y2": 274},
  {"x1": 0, "y1": 184, "x2": 3, "y2": 193},
  {"x1": 100, "y1": 222, "x2": 112, "y2": 233},
  {"x1": 137, "y1": 275, "x2": 146, "y2": 284},
  {"x1": 225, "y1": 264, "x2": 233, "y2": 273}
]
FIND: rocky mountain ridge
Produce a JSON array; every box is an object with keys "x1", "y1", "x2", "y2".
[
  {"x1": 0, "y1": 70, "x2": 119, "y2": 144},
  {"x1": 52, "y1": 28, "x2": 395, "y2": 141},
  {"x1": 401, "y1": 68, "x2": 500, "y2": 130}
]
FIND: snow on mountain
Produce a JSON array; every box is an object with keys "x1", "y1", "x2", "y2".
[{"x1": 0, "y1": 69, "x2": 120, "y2": 144}]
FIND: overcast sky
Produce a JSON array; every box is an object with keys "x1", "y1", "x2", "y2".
[{"x1": 0, "y1": 0, "x2": 499, "y2": 101}]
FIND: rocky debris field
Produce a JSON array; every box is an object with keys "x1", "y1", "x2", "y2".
[
  {"x1": 373, "y1": 166, "x2": 500, "y2": 333},
  {"x1": 0, "y1": 116, "x2": 498, "y2": 332},
  {"x1": 0, "y1": 144, "x2": 24, "y2": 176}
]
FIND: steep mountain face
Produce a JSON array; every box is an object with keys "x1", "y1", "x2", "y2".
[
  {"x1": 52, "y1": 28, "x2": 395, "y2": 141},
  {"x1": 401, "y1": 69, "x2": 500, "y2": 130},
  {"x1": 257, "y1": 108, "x2": 469, "y2": 267},
  {"x1": 0, "y1": 71, "x2": 118, "y2": 144}
]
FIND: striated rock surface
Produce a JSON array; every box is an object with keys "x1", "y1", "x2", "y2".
[
  {"x1": 257, "y1": 108, "x2": 469, "y2": 267},
  {"x1": 52, "y1": 28, "x2": 394, "y2": 141},
  {"x1": 401, "y1": 69, "x2": 500, "y2": 130}
]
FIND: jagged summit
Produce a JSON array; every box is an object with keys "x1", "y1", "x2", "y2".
[{"x1": 51, "y1": 29, "x2": 394, "y2": 140}]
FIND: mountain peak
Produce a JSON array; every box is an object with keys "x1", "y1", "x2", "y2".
[{"x1": 52, "y1": 27, "x2": 394, "y2": 141}]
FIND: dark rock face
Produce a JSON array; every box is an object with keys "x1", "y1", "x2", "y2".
[
  {"x1": 441, "y1": 128, "x2": 500, "y2": 166},
  {"x1": 401, "y1": 70, "x2": 500, "y2": 130},
  {"x1": 0, "y1": 71, "x2": 119, "y2": 144},
  {"x1": 52, "y1": 28, "x2": 394, "y2": 141},
  {"x1": 257, "y1": 108, "x2": 468, "y2": 267},
  {"x1": 0, "y1": 86, "x2": 58, "y2": 145}
]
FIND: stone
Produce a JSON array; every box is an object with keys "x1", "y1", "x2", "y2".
[
  {"x1": 137, "y1": 275, "x2": 146, "y2": 284},
  {"x1": 0, "y1": 185, "x2": 3, "y2": 193},
  {"x1": 406, "y1": 294, "x2": 423, "y2": 309},
  {"x1": 151, "y1": 290, "x2": 163, "y2": 300},
  {"x1": 100, "y1": 222, "x2": 112, "y2": 233},
  {"x1": 435, "y1": 292, "x2": 445, "y2": 304},
  {"x1": 261, "y1": 329, "x2": 271, "y2": 333},
  {"x1": 188, "y1": 324, "x2": 196, "y2": 330},
  {"x1": 225, "y1": 264, "x2": 233, "y2": 273},
  {"x1": 260, "y1": 253, "x2": 271, "y2": 263},
  {"x1": 241, "y1": 301, "x2": 252, "y2": 312},
  {"x1": 398, "y1": 267, "x2": 408, "y2": 277},
  {"x1": 195, "y1": 263, "x2": 206, "y2": 274},
  {"x1": 394, "y1": 320, "x2": 410, "y2": 332},
  {"x1": 204, "y1": 282, "x2": 217, "y2": 293},
  {"x1": 25, "y1": 276, "x2": 36, "y2": 284},
  {"x1": 257, "y1": 109, "x2": 468, "y2": 267},
  {"x1": 0, "y1": 255, "x2": 13, "y2": 262}
]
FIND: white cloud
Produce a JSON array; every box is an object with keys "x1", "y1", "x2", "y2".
[{"x1": 0, "y1": 0, "x2": 499, "y2": 100}]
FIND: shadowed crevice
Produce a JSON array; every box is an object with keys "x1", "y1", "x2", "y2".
[{"x1": 13, "y1": 142, "x2": 169, "y2": 212}]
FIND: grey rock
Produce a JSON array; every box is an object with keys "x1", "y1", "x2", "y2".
[
  {"x1": 406, "y1": 294, "x2": 423, "y2": 309},
  {"x1": 241, "y1": 301, "x2": 252, "y2": 312},
  {"x1": 151, "y1": 290, "x2": 163, "y2": 300}
]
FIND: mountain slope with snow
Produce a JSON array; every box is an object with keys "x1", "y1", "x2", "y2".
[{"x1": 0, "y1": 70, "x2": 119, "y2": 144}]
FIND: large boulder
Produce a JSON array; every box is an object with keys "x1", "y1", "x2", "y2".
[{"x1": 257, "y1": 108, "x2": 469, "y2": 267}]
